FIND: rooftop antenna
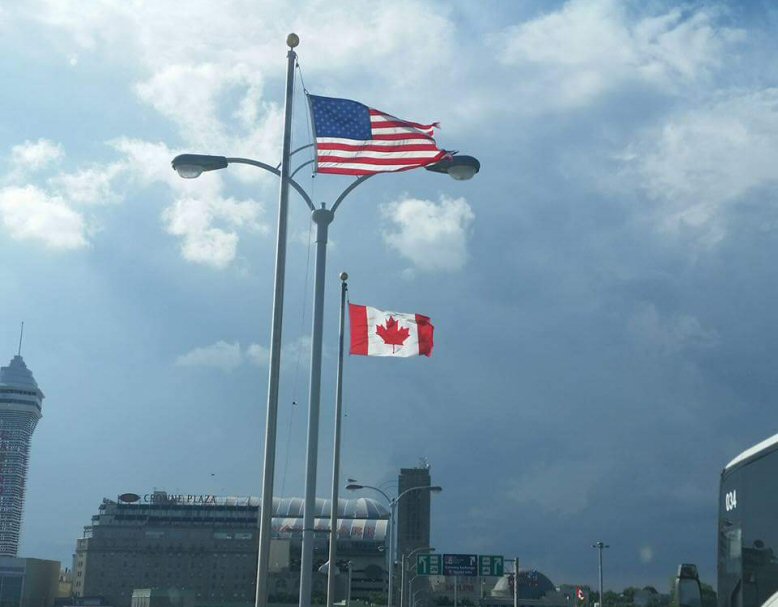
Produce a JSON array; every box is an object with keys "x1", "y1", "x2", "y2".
[{"x1": 17, "y1": 322, "x2": 24, "y2": 357}]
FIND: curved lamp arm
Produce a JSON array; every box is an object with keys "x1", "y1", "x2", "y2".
[
  {"x1": 331, "y1": 174, "x2": 375, "y2": 213},
  {"x1": 396, "y1": 484, "x2": 443, "y2": 504},
  {"x1": 346, "y1": 483, "x2": 392, "y2": 505},
  {"x1": 226, "y1": 157, "x2": 315, "y2": 211}
]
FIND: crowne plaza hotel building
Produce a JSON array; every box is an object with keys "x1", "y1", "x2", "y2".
[{"x1": 73, "y1": 491, "x2": 389, "y2": 606}]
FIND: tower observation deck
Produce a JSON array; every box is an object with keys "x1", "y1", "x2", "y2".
[{"x1": 0, "y1": 355, "x2": 43, "y2": 556}]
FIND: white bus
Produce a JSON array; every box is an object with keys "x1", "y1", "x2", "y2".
[{"x1": 719, "y1": 433, "x2": 778, "y2": 607}]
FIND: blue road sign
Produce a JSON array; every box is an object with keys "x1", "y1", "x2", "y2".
[{"x1": 443, "y1": 553, "x2": 478, "y2": 577}]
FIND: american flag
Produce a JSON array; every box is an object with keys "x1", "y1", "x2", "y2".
[{"x1": 308, "y1": 94, "x2": 447, "y2": 176}]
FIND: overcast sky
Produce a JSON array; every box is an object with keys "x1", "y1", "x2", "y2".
[{"x1": 2, "y1": 0, "x2": 777, "y2": 591}]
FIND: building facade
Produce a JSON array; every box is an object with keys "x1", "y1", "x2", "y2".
[
  {"x1": 0, "y1": 356, "x2": 44, "y2": 557},
  {"x1": 73, "y1": 491, "x2": 389, "y2": 607},
  {"x1": 396, "y1": 464, "x2": 432, "y2": 562},
  {"x1": 0, "y1": 556, "x2": 60, "y2": 606}
]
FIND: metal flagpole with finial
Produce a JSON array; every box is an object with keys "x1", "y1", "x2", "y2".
[
  {"x1": 254, "y1": 32, "x2": 299, "y2": 607},
  {"x1": 326, "y1": 272, "x2": 349, "y2": 607},
  {"x1": 17, "y1": 322, "x2": 24, "y2": 356}
]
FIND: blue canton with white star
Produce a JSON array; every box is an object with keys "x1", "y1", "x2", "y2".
[{"x1": 309, "y1": 95, "x2": 372, "y2": 140}]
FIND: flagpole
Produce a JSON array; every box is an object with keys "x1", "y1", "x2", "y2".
[
  {"x1": 254, "y1": 33, "x2": 298, "y2": 607},
  {"x1": 326, "y1": 272, "x2": 349, "y2": 607}
]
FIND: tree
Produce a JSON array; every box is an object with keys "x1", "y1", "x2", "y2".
[{"x1": 701, "y1": 582, "x2": 717, "y2": 607}]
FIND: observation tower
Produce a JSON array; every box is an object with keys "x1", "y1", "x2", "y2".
[{"x1": 0, "y1": 355, "x2": 43, "y2": 556}]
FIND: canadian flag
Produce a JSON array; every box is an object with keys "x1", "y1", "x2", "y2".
[{"x1": 349, "y1": 303, "x2": 434, "y2": 357}]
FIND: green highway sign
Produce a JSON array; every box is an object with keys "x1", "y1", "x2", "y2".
[
  {"x1": 479, "y1": 555, "x2": 504, "y2": 576},
  {"x1": 417, "y1": 553, "x2": 443, "y2": 576}
]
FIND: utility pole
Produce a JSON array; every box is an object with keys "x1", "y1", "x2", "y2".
[{"x1": 592, "y1": 542, "x2": 609, "y2": 607}]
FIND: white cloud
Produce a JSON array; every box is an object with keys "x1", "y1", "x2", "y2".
[
  {"x1": 381, "y1": 195, "x2": 474, "y2": 272},
  {"x1": 0, "y1": 185, "x2": 88, "y2": 249},
  {"x1": 282, "y1": 336, "x2": 313, "y2": 365},
  {"x1": 0, "y1": 140, "x2": 125, "y2": 251},
  {"x1": 492, "y1": 0, "x2": 743, "y2": 109},
  {"x1": 628, "y1": 303, "x2": 719, "y2": 354},
  {"x1": 110, "y1": 138, "x2": 183, "y2": 189},
  {"x1": 109, "y1": 138, "x2": 270, "y2": 269},
  {"x1": 162, "y1": 195, "x2": 266, "y2": 269},
  {"x1": 27, "y1": 1, "x2": 455, "y2": 81},
  {"x1": 10, "y1": 139, "x2": 63, "y2": 173},
  {"x1": 621, "y1": 89, "x2": 778, "y2": 243},
  {"x1": 175, "y1": 341, "x2": 243, "y2": 371},
  {"x1": 640, "y1": 545, "x2": 654, "y2": 564},
  {"x1": 246, "y1": 343, "x2": 269, "y2": 367},
  {"x1": 48, "y1": 163, "x2": 123, "y2": 205},
  {"x1": 1, "y1": 2, "x2": 469, "y2": 265},
  {"x1": 175, "y1": 338, "x2": 309, "y2": 371}
]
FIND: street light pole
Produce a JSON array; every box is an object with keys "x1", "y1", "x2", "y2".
[
  {"x1": 592, "y1": 542, "x2": 609, "y2": 607},
  {"x1": 347, "y1": 483, "x2": 442, "y2": 607},
  {"x1": 299, "y1": 204, "x2": 335, "y2": 606}
]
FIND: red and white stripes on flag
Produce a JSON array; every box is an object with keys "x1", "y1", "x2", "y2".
[
  {"x1": 349, "y1": 304, "x2": 434, "y2": 357},
  {"x1": 308, "y1": 94, "x2": 447, "y2": 176}
]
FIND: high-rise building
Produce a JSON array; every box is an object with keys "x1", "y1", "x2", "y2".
[
  {"x1": 0, "y1": 355, "x2": 44, "y2": 557},
  {"x1": 396, "y1": 463, "x2": 432, "y2": 562}
]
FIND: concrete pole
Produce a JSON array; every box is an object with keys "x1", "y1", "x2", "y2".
[
  {"x1": 598, "y1": 546, "x2": 604, "y2": 607},
  {"x1": 514, "y1": 558, "x2": 519, "y2": 607},
  {"x1": 255, "y1": 33, "x2": 298, "y2": 607},
  {"x1": 400, "y1": 554, "x2": 407, "y2": 607},
  {"x1": 299, "y1": 206, "x2": 334, "y2": 607},
  {"x1": 326, "y1": 274, "x2": 348, "y2": 607},
  {"x1": 347, "y1": 561, "x2": 352, "y2": 607},
  {"x1": 388, "y1": 500, "x2": 396, "y2": 607}
]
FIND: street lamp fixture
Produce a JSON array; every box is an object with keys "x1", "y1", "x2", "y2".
[
  {"x1": 425, "y1": 154, "x2": 480, "y2": 180},
  {"x1": 172, "y1": 154, "x2": 229, "y2": 178}
]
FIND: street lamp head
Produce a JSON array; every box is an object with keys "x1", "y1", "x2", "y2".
[
  {"x1": 171, "y1": 154, "x2": 228, "y2": 179},
  {"x1": 429, "y1": 485, "x2": 443, "y2": 493},
  {"x1": 346, "y1": 483, "x2": 364, "y2": 491},
  {"x1": 425, "y1": 154, "x2": 480, "y2": 181},
  {"x1": 340, "y1": 272, "x2": 348, "y2": 282},
  {"x1": 287, "y1": 33, "x2": 300, "y2": 48}
]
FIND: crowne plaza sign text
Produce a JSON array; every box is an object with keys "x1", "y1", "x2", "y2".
[{"x1": 118, "y1": 492, "x2": 217, "y2": 505}]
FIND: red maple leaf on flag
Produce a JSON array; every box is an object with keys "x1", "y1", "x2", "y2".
[{"x1": 375, "y1": 316, "x2": 410, "y2": 353}]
